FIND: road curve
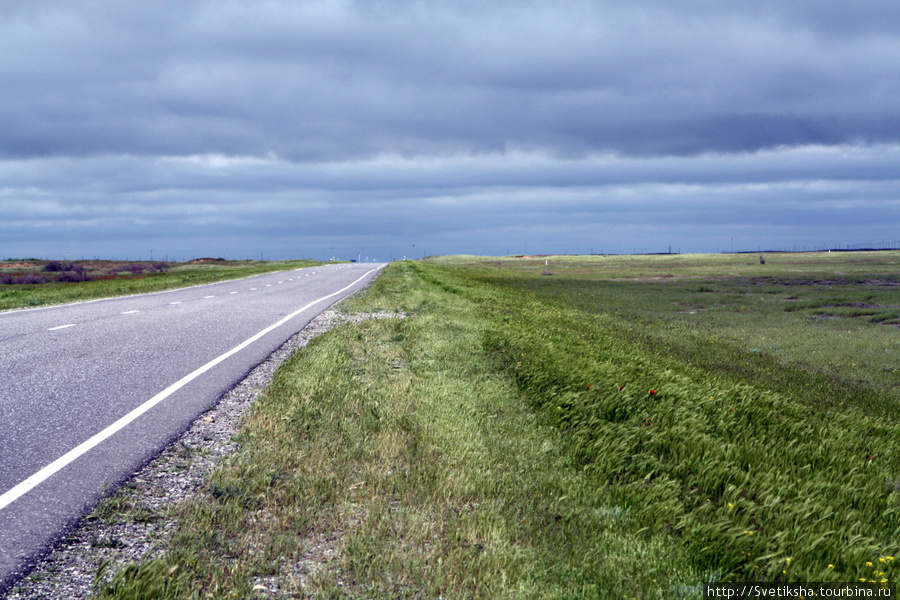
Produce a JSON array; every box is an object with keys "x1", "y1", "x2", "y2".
[{"x1": 0, "y1": 262, "x2": 384, "y2": 590}]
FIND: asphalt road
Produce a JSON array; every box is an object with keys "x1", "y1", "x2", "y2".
[{"x1": 0, "y1": 262, "x2": 384, "y2": 590}]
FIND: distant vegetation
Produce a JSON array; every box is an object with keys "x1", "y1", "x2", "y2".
[
  {"x1": 1, "y1": 259, "x2": 172, "y2": 285},
  {"x1": 0, "y1": 258, "x2": 326, "y2": 311}
]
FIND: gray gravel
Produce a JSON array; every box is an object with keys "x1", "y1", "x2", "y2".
[{"x1": 2, "y1": 309, "x2": 403, "y2": 600}]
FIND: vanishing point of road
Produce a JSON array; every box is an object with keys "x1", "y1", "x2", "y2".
[{"x1": 0, "y1": 262, "x2": 384, "y2": 591}]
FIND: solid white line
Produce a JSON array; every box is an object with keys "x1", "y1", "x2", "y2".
[
  {"x1": 0, "y1": 266, "x2": 382, "y2": 512},
  {"x1": 47, "y1": 324, "x2": 76, "y2": 331}
]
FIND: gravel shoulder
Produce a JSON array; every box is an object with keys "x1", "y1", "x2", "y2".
[{"x1": 2, "y1": 308, "x2": 396, "y2": 599}]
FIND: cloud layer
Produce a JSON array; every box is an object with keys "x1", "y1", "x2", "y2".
[{"x1": 2, "y1": 1, "x2": 898, "y2": 259}]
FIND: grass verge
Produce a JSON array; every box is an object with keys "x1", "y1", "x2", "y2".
[
  {"x1": 0, "y1": 260, "x2": 325, "y2": 311},
  {"x1": 93, "y1": 256, "x2": 900, "y2": 597},
  {"x1": 93, "y1": 262, "x2": 699, "y2": 599}
]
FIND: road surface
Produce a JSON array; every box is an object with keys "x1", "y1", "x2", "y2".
[{"x1": 0, "y1": 262, "x2": 384, "y2": 591}]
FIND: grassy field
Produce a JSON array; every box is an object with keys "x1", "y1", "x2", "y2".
[
  {"x1": 70, "y1": 251, "x2": 900, "y2": 598},
  {"x1": 0, "y1": 259, "x2": 326, "y2": 311}
]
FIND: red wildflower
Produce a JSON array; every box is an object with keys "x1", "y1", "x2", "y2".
[
  {"x1": 866, "y1": 454, "x2": 873, "y2": 460},
  {"x1": 649, "y1": 389, "x2": 657, "y2": 395}
]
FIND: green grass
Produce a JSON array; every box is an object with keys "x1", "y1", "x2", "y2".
[
  {"x1": 90, "y1": 252, "x2": 900, "y2": 597},
  {"x1": 453, "y1": 251, "x2": 900, "y2": 419},
  {"x1": 0, "y1": 259, "x2": 326, "y2": 311}
]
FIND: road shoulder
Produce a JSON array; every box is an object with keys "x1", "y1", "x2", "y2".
[{"x1": 1, "y1": 308, "x2": 388, "y2": 599}]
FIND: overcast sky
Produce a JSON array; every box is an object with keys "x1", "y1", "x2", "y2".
[{"x1": 2, "y1": 0, "x2": 898, "y2": 261}]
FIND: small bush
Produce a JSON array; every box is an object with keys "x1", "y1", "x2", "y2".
[
  {"x1": 57, "y1": 270, "x2": 92, "y2": 283},
  {"x1": 20, "y1": 274, "x2": 49, "y2": 284},
  {"x1": 43, "y1": 261, "x2": 65, "y2": 272}
]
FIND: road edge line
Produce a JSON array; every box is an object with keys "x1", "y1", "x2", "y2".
[{"x1": 0, "y1": 265, "x2": 382, "y2": 511}]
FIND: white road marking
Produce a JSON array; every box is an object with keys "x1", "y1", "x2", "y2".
[
  {"x1": 229, "y1": 291, "x2": 238, "y2": 295},
  {"x1": 121, "y1": 310, "x2": 140, "y2": 315},
  {"x1": 169, "y1": 302, "x2": 182, "y2": 305},
  {"x1": 204, "y1": 295, "x2": 215, "y2": 299},
  {"x1": 265, "y1": 284, "x2": 272, "y2": 287},
  {"x1": 0, "y1": 266, "x2": 381, "y2": 512},
  {"x1": 0, "y1": 268, "x2": 301, "y2": 315},
  {"x1": 47, "y1": 324, "x2": 76, "y2": 331},
  {"x1": 250, "y1": 288, "x2": 258, "y2": 291}
]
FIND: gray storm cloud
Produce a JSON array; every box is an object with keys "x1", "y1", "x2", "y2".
[
  {"x1": 1, "y1": 0, "x2": 898, "y2": 259},
  {"x1": 4, "y1": 0, "x2": 898, "y2": 159}
]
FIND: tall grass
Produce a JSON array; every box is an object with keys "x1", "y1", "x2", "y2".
[
  {"x1": 91, "y1": 262, "x2": 699, "y2": 599},
  {"x1": 91, "y1": 256, "x2": 900, "y2": 597},
  {"x1": 426, "y1": 261, "x2": 900, "y2": 583}
]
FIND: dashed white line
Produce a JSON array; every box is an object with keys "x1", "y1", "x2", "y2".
[
  {"x1": 229, "y1": 291, "x2": 239, "y2": 295},
  {"x1": 250, "y1": 288, "x2": 258, "y2": 291},
  {"x1": 169, "y1": 302, "x2": 182, "y2": 305},
  {"x1": 121, "y1": 310, "x2": 140, "y2": 315},
  {"x1": 47, "y1": 324, "x2": 76, "y2": 331},
  {"x1": 0, "y1": 265, "x2": 381, "y2": 513},
  {"x1": 204, "y1": 295, "x2": 215, "y2": 299}
]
